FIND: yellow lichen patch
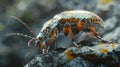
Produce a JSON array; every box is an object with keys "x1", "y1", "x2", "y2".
[
  {"x1": 65, "y1": 49, "x2": 76, "y2": 61},
  {"x1": 101, "y1": 48, "x2": 109, "y2": 54},
  {"x1": 110, "y1": 43, "x2": 117, "y2": 48},
  {"x1": 101, "y1": 0, "x2": 113, "y2": 4},
  {"x1": 98, "y1": 43, "x2": 104, "y2": 47}
]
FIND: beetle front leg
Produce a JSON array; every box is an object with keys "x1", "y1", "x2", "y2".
[
  {"x1": 45, "y1": 28, "x2": 57, "y2": 53},
  {"x1": 41, "y1": 41, "x2": 46, "y2": 54},
  {"x1": 49, "y1": 28, "x2": 57, "y2": 46}
]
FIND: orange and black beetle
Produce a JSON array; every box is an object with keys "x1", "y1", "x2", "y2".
[
  {"x1": 36, "y1": 10, "x2": 112, "y2": 53},
  {"x1": 8, "y1": 10, "x2": 112, "y2": 54}
]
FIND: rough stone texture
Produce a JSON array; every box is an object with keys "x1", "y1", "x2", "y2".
[{"x1": 24, "y1": 43, "x2": 120, "y2": 67}]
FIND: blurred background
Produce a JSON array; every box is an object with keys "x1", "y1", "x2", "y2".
[{"x1": 0, "y1": 0, "x2": 120, "y2": 67}]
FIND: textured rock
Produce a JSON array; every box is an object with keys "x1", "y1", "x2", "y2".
[
  {"x1": 24, "y1": 43, "x2": 120, "y2": 67},
  {"x1": 104, "y1": 27, "x2": 120, "y2": 43},
  {"x1": 104, "y1": 16, "x2": 117, "y2": 31},
  {"x1": 63, "y1": 57, "x2": 95, "y2": 67},
  {"x1": 58, "y1": 0, "x2": 97, "y2": 10}
]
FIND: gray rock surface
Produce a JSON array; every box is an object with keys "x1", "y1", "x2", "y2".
[{"x1": 24, "y1": 43, "x2": 120, "y2": 67}]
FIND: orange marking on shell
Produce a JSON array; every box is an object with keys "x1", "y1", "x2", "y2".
[
  {"x1": 92, "y1": 18, "x2": 96, "y2": 22},
  {"x1": 97, "y1": 19, "x2": 103, "y2": 25},
  {"x1": 92, "y1": 17, "x2": 103, "y2": 25},
  {"x1": 70, "y1": 18, "x2": 79, "y2": 23},
  {"x1": 65, "y1": 49, "x2": 76, "y2": 61},
  {"x1": 76, "y1": 21, "x2": 84, "y2": 31},
  {"x1": 59, "y1": 18, "x2": 79, "y2": 23}
]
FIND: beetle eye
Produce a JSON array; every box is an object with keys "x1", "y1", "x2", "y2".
[
  {"x1": 44, "y1": 27, "x2": 51, "y2": 35},
  {"x1": 45, "y1": 29, "x2": 49, "y2": 32}
]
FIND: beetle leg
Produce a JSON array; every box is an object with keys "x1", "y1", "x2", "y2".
[
  {"x1": 89, "y1": 24, "x2": 113, "y2": 43},
  {"x1": 45, "y1": 28, "x2": 57, "y2": 53},
  {"x1": 62, "y1": 22, "x2": 79, "y2": 47},
  {"x1": 41, "y1": 41, "x2": 46, "y2": 54},
  {"x1": 96, "y1": 36, "x2": 113, "y2": 43},
  {"x1": 63, "y1": 27, "x2": 69, "y2": 36},
  {"x1": 68, "y1": 25, "x2": 75, "y2": 41},
  {"x1": 68, "y1": 26, "x2": 80, "y2": 47},
  {"x1": 73, "y1": 41, "x2": 80, "y2": 47},
  {"x1": 63, "y1": 22, "x2": 75, "y2": 41},
  {"x1": 49, "y1": 28, "x2": 57, "y2": 46},
  {"x1": 76, "y1": 21, "x2": 84, "y2": 31},
  {"x1": 66, "y1": 23, "x2": 81, "y2": 47},
  {"x1": 89, "y1": 24, "x2": 99, "y2": 36}
]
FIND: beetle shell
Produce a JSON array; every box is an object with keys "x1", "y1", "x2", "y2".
[
  {"x1": 56, "y1": 10, "x2": 104, "y2": 33},
  {"x1": 38, "y1": 10, "x2": 104, "y2": 37},
  {"x1": 37, "y1": 10, "x2": 105, "y2": 50}
]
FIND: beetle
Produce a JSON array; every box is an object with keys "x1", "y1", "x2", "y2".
[
  {"x1": 36, "y1": 10, "x2": 113, "y2": 52},
  {"x1": 7, "y1": 10, "x2": 112, "y2": 54}
]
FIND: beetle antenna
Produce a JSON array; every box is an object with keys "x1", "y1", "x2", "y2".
[
  {"x1": 6, "y1": 33, "x2": 33, "y2": 39},
  {"x1": 27, "y1": 38, "x2": 36, "y2": 47},
  {"x1": 11, "y1": 16, "x2": 35, "y2": 36},
  {"x1": 6, "y1": 33, "x2": 37, "y2": 58}
]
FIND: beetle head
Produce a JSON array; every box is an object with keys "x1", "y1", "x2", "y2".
[{"x1": 36, "y1": 27, "x2": 52, "y2": 51}]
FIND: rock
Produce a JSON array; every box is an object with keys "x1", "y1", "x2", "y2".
[
  {"x1": 113, "y1": 0, "x2": 120, "y2": 16},
  {"x1": 58, "y1": 0, "x2": 97, "y2": 10},
  {"x1": 104, "y1": 27, "x2": 120, "y2": 43},
  {"x1": 104, "y1": 16, "x2": 117, "y2": 32},
  {"x1": 96, "y1": 0, "x2": 115, "y2": 11},
  {"x1": 24, "y1": 43, "x2": 120, "y2": 67},
  {"x1": 63, "y1": 57, "x2": 95, "y2": 67}
]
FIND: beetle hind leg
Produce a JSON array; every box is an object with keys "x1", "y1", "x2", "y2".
[
  {"x1": 96, "y1": 36, "x2": 113, "y2": 44},
  {"x1": 89, "y1": 24, "x2": 113, "y2": 44}
]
